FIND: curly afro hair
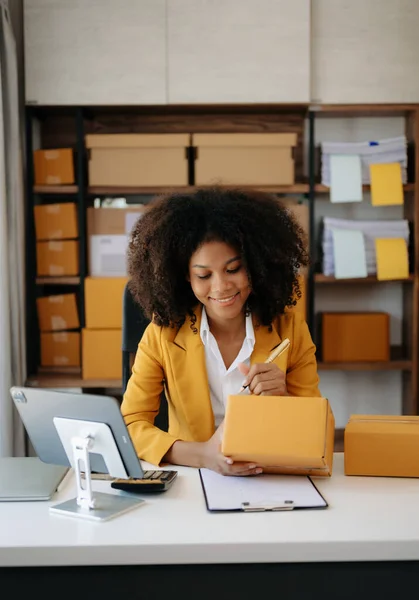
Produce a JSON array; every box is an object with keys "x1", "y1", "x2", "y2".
[{"x1": 128, "y1": 187, "x2": 308, "y2": 329}]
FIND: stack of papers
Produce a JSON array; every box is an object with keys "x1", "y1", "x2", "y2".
[
  {"x1": 322, "y1": 217, "x2": 410, "y2": 277},
  {"x1": 321, "y1": 136, "x2": 408, "y2": 185}
]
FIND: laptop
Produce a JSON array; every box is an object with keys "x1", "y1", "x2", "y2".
[
  {"x1": 10, "y1": 387, "x2": 177, "y2": 493},
  {"x1": 0, "y1": 457, "x2": 68, "y2": 502}
]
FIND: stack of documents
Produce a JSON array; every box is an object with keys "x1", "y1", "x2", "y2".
[
  {"x1": 322, "y1": 217, "x2": 410, "y2": 277},
  {"x1": 321, "y1": 136, "x2": 408, "y2": 185}
]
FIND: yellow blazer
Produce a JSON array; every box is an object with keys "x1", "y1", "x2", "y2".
[{"x1": 121, "y1": 306, "x2": 321, "y2": 466}]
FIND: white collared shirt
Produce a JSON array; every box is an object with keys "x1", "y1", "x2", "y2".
[{"x1": 200, "y1": 307, "x2": 255, "y2": 428}]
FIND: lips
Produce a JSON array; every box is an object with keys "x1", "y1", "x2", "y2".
[{"x1": 209, "y1": 292, "x2": 239, "y2": 303}]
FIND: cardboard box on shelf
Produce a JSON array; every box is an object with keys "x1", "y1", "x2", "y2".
[
  {"x1": 321, "y1": 312, "x2": 390, "y2": 362},
  {"x1": 85, "y1": 133, "x2": 189, "y2": 187},
  {"x1": 36, "y1": 240, "x2": 79, "y2": 276},
  {"x1": 193, "y1": 133, "x2": 297, "y2": 186},
  {"x1": 34, "y1": 148, "x2": 75, "y2": 185},
  {"x1": 85, "y1": 277, "x2": 128, "y2": 329},
  {"x1": 40, "y1": 331, "x2": 80, "y2": 367},
  {"x1": 87, "y1": 206, "x2": 148, "y2": 276},
  {"x1": 82, "y1": 328, "x2": 122, "y2": 380},
  {"x1": 344, "y1": 415, "x2": 419, "y2": 478},
  {"x1": 34, "y1": 203, "x2": 78, "y2": 240},
  {"x1": 37, "y1": 293, "x2": 79, "y2": 332},
  {"x1": 222, "y1": 395, "x2": 335, "y2": 477},
  {"x1": 87, "y1": 206, "x2": 148, "y2": 236}
]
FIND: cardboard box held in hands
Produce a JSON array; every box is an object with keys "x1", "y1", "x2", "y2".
[{"x1": 222, "y1": 395, "x2": 335, "y2": 477}]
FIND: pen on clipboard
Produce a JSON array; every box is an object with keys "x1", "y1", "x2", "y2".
[{"x1": 238, "y1": 337, "x2": 290, "y2": 393}]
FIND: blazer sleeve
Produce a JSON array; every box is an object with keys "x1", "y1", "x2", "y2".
[
  {"x1": 121, "y1": 323, "x2": 180, "y2": 466},
  {"x1": 286, "y1": 313, "x2": 321, "y2": 397}
]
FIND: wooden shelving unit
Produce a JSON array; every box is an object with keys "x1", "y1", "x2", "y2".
[
  {"x1": 310, "y1": 103, "x2": 419, "y2": 418},
  {"x1": 33, "y1": 185, "x2": 78, "y2": 194},
  {"x1": 36, "y1": 276, "x2": 81, "y2": 285},
  {"x1": 88, "y1": 184, "x2": 311, "y2": 195},
  {"x1": 34, "y1": 183, "x2": 417, "y2": 197},
  {"x1": 317, "y1": 359, "x2": 412, "y2": 371},
  {"x1": 25, "y1": 103, "x2": 419, "y2": 428},
  {"x1": 315, "y1": 274, "x2": 414, "y2": 284},
  {"x1": 26, "y1": 371, "x2": 122, "y2": 390}
]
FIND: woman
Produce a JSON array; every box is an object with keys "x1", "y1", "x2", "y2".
[{"x1": 121, "y1": 187, "x2": 321, "y2": 475}]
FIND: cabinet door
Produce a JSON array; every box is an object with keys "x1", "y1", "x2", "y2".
[
  {"x1": 312, "y1": 0, "x2": 419, "y2": 103},
  {"x1": 167, "y1": 0, "x2": 310, "y2": 104},
  {"x1": 25, "y1": 0, "x2": 166, "y2": 105}
]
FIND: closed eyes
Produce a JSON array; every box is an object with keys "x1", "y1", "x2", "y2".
[{"x1": 196, "y1": 265, "x2": 242, "y2": 280}]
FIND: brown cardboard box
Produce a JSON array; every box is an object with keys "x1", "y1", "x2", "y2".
[
  {"x1": 40, "y1": 332, "x2": 80, "y2": 367},
  {"x1": 85, "y1": 134, "x2": 189, "y2": 187},
  {"x1": 222, "y1": 396, "x2": 335, "y2": 476},
  {"x1": 85, "y1": 277, "x2": 128, "y2": 329},
  {"x1": 321, "y1": 312, "x2": 390, "y2": 362},
  {"x1": 34, "y1": 203, "x2": 78, "y2": 240},
  {"x1": 344, "y1": 415, "x2": 419, "y2": 477},
  {"x1": 36, "y1": 241, "x2": 79, "y2": 276},
  {"x1": 193, "y1": 133, "x2": 297, "y2": 186},
  {"x1": 34, "y1": 148, "x2": 74, "y2": 185},
  {"x1": 37, "y1": 293, "x2": 79, "y2": 332},
  {"x1": 87, "y1": 206, "x2": 148, "y2": 236},
  {"x1": 87, "y1": 207, "x2": 148, "y2": 276},
  {"x1": 82, "y1": 328, "x2": 122, "y2": 380}
]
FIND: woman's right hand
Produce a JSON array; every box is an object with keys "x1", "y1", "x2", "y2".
[{"x1": 201, "y1": 421, "x2": 263, "y2": 477}]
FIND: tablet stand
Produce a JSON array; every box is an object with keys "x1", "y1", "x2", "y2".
[{"x1": 50, "y1": 417, "x2": 144, "y2": 522}]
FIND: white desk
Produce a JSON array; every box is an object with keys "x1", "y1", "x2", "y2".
[{"x1": 0, "y1": 453, "x2": 418, "y2": 598}]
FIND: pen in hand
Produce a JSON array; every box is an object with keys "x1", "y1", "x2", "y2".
[{"x1": 238, "y1": 338, "x2": 290, "y2": 393}]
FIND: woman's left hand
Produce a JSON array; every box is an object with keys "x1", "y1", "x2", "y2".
[{"x1": 238, "y1": 362, "x2": 288, "y2": 396}]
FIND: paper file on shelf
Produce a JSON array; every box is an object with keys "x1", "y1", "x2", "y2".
[
  {"x1": 375, "y1": 238, "x2": 409, "y2": 281},
  {"x1": 370, "y1": 163, "x2": 403, "y2": 206},
  {"x1": 329, "y1": 155, "x2": 363, "y2": 203},
  {"x1": 322, "y1": 217, "x2": 409, "y2": 277},
  {"x1": 332, "y1": 229, "x2": 367, "y2": 279},
  {"x1": 321, "y1": 136, "x2": 407, "y2": 185}
]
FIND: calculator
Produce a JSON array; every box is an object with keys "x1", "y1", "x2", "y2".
[{"x1": 111, "y1": 469, "x2": 178, "y2": 493}]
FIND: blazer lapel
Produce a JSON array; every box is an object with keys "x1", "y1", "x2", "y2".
[
  {"x1": 167, "y1": 306, "x2": 215, "y2": 441},
  {"x1": 251, "y1": 316, "x2": 289, "y2": 372}
]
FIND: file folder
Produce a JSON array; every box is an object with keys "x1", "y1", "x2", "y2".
[
  {"x1": 199, "y1": 469, "x2": 328, "y2": 512},
  {"x1": 375, "y1": 237, "x2": 409, "y2": 280}
]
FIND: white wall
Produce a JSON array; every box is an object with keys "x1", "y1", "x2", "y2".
[
  {"x1": 311, "y1": 0, "x2": 419, "y2": 103},
  {"x1": 24, "y1": 0, "x2": 419, "y2": 105},
  {"x1": 167, "y1": 0, "x2": 310, "y2": 103},
  {"x1": 24, "y1": 0, "x2": 167, "y2": 105}
]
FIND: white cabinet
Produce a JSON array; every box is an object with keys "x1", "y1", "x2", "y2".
[
  {"x1": 24, "y1": 0, "x2": 167, "y2": 105},
  {"x1": 311, "y1": 0, "x2": 419, "y2": 104},
  {"x1": 167, "y1": 0, "x2": 310, "y2": 104}
]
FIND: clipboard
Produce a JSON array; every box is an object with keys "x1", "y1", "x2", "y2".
[{"x1": 199, "y1": 469, "x2": 328, "y2": 512}]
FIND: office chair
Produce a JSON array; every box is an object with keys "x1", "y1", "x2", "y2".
[{"x1": 122, "y1": 283, "x2": 169, "y2": 432}]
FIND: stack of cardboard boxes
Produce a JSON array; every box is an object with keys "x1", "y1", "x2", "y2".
[
  {"x1": 37, "y1": 293, "x2": 80, "y2": 369},
  {"x1": 85, "y1": 132, "x2": 297, "y2": 188},
  {"x1": 34, "y1": 200, "x2": 81, "y2": 369},
  {"x1": 82, "y1": 206, "x2": 148, "y2": 381}
]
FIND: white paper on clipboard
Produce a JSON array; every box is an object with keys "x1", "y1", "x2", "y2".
[{"x1": 199, "y1": 469, "x2": 327, "y2": 512}]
